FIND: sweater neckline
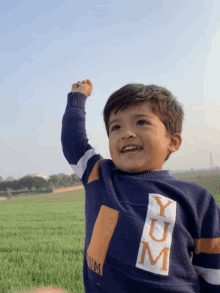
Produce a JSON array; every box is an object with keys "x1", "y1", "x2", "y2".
[{"x1": 112, "y1": 162, "x2": 173, "y2": 180}]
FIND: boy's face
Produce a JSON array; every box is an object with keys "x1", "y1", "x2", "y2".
[{"x1": 108, "y1": 102, "x2": 182, "y2": 173}]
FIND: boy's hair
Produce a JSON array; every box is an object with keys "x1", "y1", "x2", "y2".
[{"x1": 102, "y1": 83, "x2": 185, "y2": 163}]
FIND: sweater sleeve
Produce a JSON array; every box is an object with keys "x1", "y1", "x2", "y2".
[
  {"x1": 61, "y1": 92, "x2": 103, "y2": 187},
  {"x1": 193, "y1": 190, "x2": 220, "y2": 292}
]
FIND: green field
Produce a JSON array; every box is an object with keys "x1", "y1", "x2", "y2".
[
  {"x1": 0, "y1": 172, "x2": 220, "y2": 293},
  {"x1": 172, "y1": 171, "x2": 220, "y2": 207},
  {"x1": 0, "y1": 190, "x2": 86, "y2": 293}
]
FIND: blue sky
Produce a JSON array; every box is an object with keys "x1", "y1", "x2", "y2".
[{"x1": 1, "y1": 0, "x2": 220, "y2": 180}]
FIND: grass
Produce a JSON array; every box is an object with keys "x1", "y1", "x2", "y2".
[
  {"x1": 0, "y1": 190, "x2": 86, "y2": 293},
  {"x1": 0, "y1": 174, "x2": 220, "y2": 293}
]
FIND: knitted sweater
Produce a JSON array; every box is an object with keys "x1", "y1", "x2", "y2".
[{"x1": 61, "y1": 92, "x2": 220, "y2": 293}]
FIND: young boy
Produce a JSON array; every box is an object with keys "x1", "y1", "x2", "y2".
[{"x1": 61, "y1": 79, "x2": 220, "y2": 292}]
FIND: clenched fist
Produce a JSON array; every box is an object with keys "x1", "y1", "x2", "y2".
[{"x1": 71, "y1": 79, "x2": 93, "y2": 98}]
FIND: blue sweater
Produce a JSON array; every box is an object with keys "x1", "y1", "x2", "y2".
[{"x1": 61, "y1": 92, "x2": 220, "y2": 293}]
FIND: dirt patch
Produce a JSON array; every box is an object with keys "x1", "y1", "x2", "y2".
[
  {"x1": 10, "y1": 286, "x2": 68, "y2": 293},
  {"x1": 53, "y1": 186, "x2": 84, "y2": 193},
  {"x1": 0, "y1": 186, "x2": 84, "y2": 201},
  {"x1": 0, "y1": 197, "x2": 7, "y2": 201}
]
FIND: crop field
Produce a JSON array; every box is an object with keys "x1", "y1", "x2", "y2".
[
  {"x1": 0, "y1": 171, "x2": 220, "y2": 293},
  {"x1": 0, "y1": 189, "x2": 86, "y2": 293}
]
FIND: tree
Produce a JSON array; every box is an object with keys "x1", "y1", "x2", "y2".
[
  {"x1": 6, "y1": 175, "x2": 15, "y2": 181},
  {"x1": 0, "y1": 173, "x2": 82, "y2": 194}
]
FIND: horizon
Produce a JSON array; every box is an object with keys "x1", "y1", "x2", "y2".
[{"x1": 1, "y1": 166, "x2": 220, "y2": 182}]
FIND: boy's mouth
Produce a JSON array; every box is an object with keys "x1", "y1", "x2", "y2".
[{"x1": 121, "y1": 148, "x2": 143, "y2": 154}]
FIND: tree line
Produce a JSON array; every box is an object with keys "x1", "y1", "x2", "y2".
[{"x1": 0, "y1": 173, "x2": 82, "y2": 194}]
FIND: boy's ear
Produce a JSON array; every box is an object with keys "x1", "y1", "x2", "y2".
[{"x1": 169, "y1": 133, "x2": 182, "y2": 153}]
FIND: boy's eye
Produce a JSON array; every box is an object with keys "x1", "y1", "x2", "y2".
[{"x1": 111, "y1": 119, "x2": 148, "y2": 131}]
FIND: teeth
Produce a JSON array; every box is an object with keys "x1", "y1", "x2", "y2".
[{"x1": 123, "y1": 146, "x2": 140, "y2": 152}]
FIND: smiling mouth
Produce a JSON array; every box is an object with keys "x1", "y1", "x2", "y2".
[{"x1": 121, "y1": 148, "x2": 143, "y2": 154}]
